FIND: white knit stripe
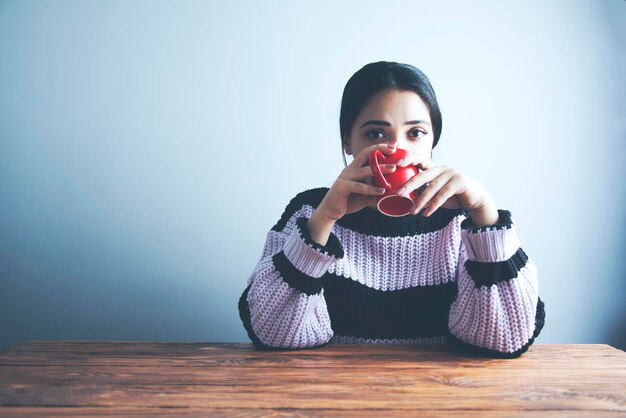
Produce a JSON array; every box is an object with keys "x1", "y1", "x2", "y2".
[
  {"x1": 264, "y1": 205, "x2": 466, "y2": 290},
  {"x1": 246, "y1": 206, "x2": 316, "y2": 287},
  {"x1": 331, "y1": 335, "x2": 447, "y2": 344},
  {"x1": 247, "y1": 265, "x2": 333, "y2": 348},
  {"x1": 329, "y1": 219, "x2": 462, "y2": 289},
  {"x1": 312, "y1": 304, "x2": 333, "y2": 343},
  {"x1": 283, "y1": 226, "x2": 340, "y2": 278},
  {"x1": 461, "y1": 226, "x2": 521, "y2": 262},
  {"x1": 448, "y1": 262, "x2": 539, "y2": 353}
]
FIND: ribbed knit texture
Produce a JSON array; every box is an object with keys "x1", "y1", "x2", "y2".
[{"x1": 239, "y1": 187, "x2": 545, "y2": 358}]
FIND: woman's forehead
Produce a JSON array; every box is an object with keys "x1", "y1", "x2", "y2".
[{"x1": 358, "y1": 90, "x2": 430, "y2": 123}]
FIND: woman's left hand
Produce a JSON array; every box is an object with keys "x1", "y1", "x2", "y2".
[{"x1": 395, "y1": 155, "x2": 500, "y2": 226}]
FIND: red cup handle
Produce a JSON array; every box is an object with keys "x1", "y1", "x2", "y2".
[{"x1": 369, "y1": 149, "x2": 391, "y2": 189}]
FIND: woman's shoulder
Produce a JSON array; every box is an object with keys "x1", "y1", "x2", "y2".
[{"x1": 270, "y1": 187, "x2": 329, "y2": 232}]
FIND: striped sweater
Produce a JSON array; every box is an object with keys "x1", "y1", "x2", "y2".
[{"x1": 238, "y1": 187, "x2": 545, "y2": 358}]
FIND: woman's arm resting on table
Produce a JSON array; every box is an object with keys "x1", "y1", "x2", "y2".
[
  {"x1": 238, "y1": 192, "x2": 344, "y2": 350},
  {"x1": 447, "y1": 210, "x2": 546, "y2": 358}
]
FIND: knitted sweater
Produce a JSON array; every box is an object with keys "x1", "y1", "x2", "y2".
[{"x1": 238, "y1": 187, "x2": 545, "y2": 358}]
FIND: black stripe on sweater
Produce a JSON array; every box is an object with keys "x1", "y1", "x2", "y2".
[
  {"x1": 266, "y1": 261, "x2": 459, "y2": 340},
  {"x1": 271, "y1": 187, "x2": 466, "y2": 238},
  {"x1": 272, "y1": 188, "x2": 328, "y2": 232},
  {"x1": 271, "y1": 250, "x2": 459, "y2": 339},
  {"x1": 294, "y1": 216, "x2": 344, "y2": 259},
  {"x1": 447, "y1": 297, "x2": 546, "y2": 359},
  {"x1": 238, "y1": 284, "x2": 333, "y2": 351},
  {"x1": 272, "y1": 251, "x2": 325, "y2": 296},
  {"x1": 323, "y1": 274, "x2": 458, "y2": 340},
  {"x1": 464, "y1": 248, "x2": 529, "y2": 288},
  {"x1": 461, "y1": 209, "x2": 513, "y2": 233}
]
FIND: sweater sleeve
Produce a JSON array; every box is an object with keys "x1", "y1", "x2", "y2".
[
  {"x1": 238, "y1": 205, "x2": 344, "y2": 350},
  {"x1": 447, "y1": 210, "x2": 546, "y2": 358}
]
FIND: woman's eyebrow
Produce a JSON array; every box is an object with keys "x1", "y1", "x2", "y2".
[{"x1": 359, "y1": 119, "x2": 431, "y2": 128}]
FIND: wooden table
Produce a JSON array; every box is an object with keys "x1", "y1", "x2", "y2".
[{"x1": 0, "y1": 342, "x2": 624, "y2": 416}]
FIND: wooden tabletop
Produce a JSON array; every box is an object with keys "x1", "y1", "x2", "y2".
[{"x1": 0, "y1": 342, "x2": 624, "y2": 417}]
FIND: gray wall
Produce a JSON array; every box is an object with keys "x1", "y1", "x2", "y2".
[{"x1": 1, "y1": 0, "x2": 625, "y2": 351}]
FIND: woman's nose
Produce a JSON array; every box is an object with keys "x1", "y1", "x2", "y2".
[{"x1": 387, "y1": 137, "x2": 402, "y2": 148}]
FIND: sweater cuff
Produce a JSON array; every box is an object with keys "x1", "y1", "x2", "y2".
[
  {"x1": 460, "y1": 210, "x2": 521, "y2": 262},
  {"x1": 282, "y1": 217, "x2": 344, "y2": 278}
]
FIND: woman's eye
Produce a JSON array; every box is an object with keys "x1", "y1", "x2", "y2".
[
  {"x1": 365, "y1": 130, "x2": 385, "y2": 140},
  {"x1": 410, "y1": 129, "x2": 426, "y2": 138},
  {"x1": 365, "y1": 128, "x2": 427, "y2": 140}
]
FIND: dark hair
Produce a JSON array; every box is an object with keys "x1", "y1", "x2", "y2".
[{"x1": 339, "y1": 61, "x2": 442, "y2": 165}]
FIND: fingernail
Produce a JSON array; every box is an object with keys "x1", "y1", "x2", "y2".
[
  {"x1": 396, "y1": 158, "x2": 404, "y2": 166},
  {"x1": 386, "y1": 144, "x2": 396, "y2": 149},
  {"x1": 384, "y1": 164, "x2": 396, "y2": 169}
]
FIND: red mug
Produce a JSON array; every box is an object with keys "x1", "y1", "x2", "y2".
[{"x1": 369, "y1": 148, "x2": 419, "y2": 217}]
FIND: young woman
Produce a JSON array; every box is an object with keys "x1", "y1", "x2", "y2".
[{"x1": 238, "y1": 61, "x2": 545, "y2": 358}]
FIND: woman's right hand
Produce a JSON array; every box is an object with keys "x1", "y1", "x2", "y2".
[{"x1": 317, "y1": 143, "x2": 399, "y2": 222}]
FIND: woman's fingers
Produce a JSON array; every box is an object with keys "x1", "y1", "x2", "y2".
[
  {"x1": 392, "y1": 164, "x2": 446, "y2": 211},
  {"x1": 422, "y1": 183, "x2": 459, "y2": 216},
  {"x1": 350, "y1": 143, "x2": 397, "y2": 168},
  {"x1": 406, "y1": 166, "x2": 469, "y2": 216},
  {"x1": 347, "y1": 163, "x2": 397, "y2": 181},
  {"x1": 399, "y1": 164, "x2": 447, "y2": 197},
  {"x1": 341, "y1": 179, "x2": 387, "y2": 196},
  {"x1": 410, "y1": 175, "x2": 457, "y2": 216},
  {"x1": 397, "y1": 154, "x2": 433, "y2": 170}
]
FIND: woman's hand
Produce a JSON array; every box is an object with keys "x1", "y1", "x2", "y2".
[
  {"x1": 395, "y1": 153, "x2": 500, "y2": 227},
  {"x1": 307, "y1": 143, "x2": 398, "y2": 246},
  {"x1": 316, "y1": 143, "x2": 399, "y2": 223}
]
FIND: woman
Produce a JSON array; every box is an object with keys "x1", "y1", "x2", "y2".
[{"x1": 238, "y1": 61, "x2": 545, "y2": 358}]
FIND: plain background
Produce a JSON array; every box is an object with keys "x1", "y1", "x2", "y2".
[{"x1": 1, "y1": 0, "x2": 625, "y2": 352}]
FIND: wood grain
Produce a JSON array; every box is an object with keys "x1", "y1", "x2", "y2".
[{"x1": 0, "y1": 342, "x2": 624, "y2": 417}]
